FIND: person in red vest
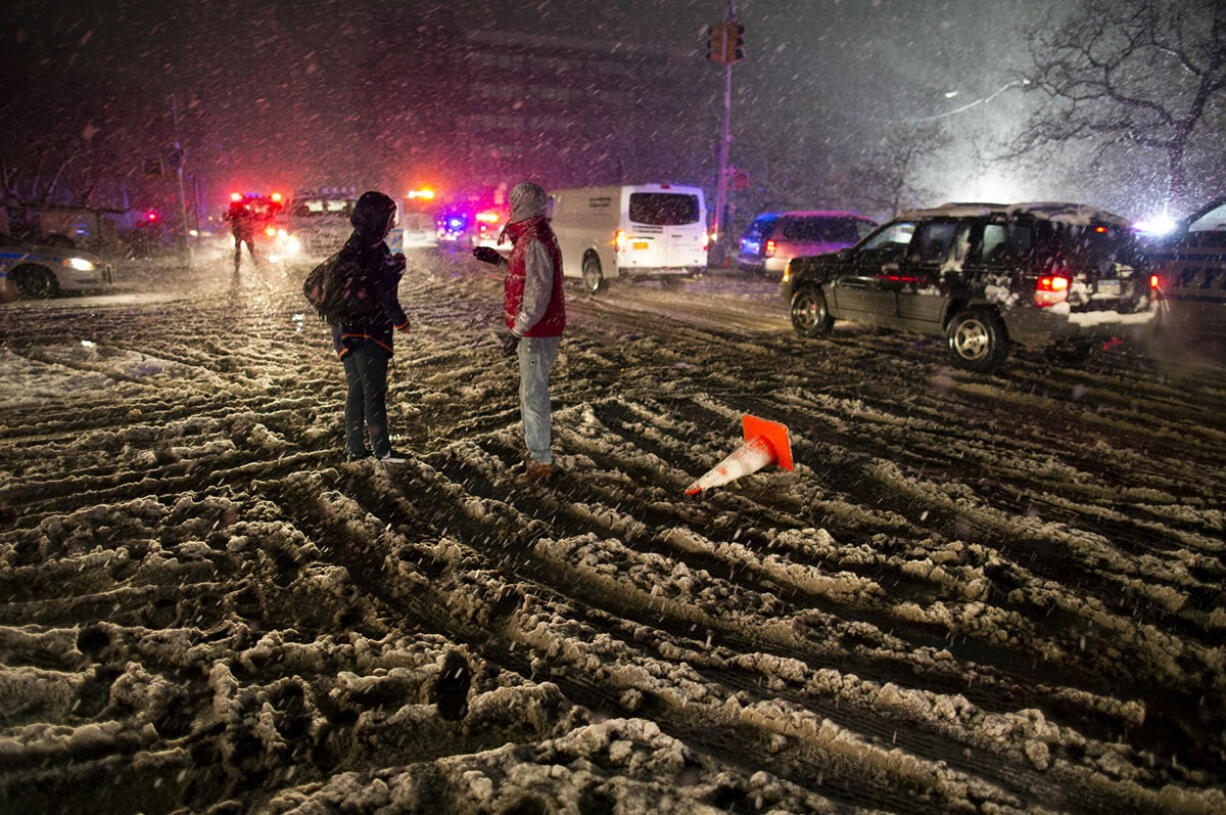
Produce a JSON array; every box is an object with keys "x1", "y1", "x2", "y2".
[{"x1": 473, "y1": 181, "x2": 565, "y2": 483}]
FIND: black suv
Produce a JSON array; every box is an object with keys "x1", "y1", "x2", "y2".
[{"x1": 780, "y1": 202, "x2": 1160, "y2": 372}]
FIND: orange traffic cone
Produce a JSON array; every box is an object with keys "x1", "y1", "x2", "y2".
[{"x1": 685, "y1": 414, "x2": 793, "y2": 495}]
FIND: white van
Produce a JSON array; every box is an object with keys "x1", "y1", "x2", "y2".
[{"x1": 547, "y1": 184, "x2": 708, "y2": 293}]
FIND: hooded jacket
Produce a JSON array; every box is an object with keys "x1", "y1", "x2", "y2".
[
  {"x1": 331, "y1": 191, "x2": 410, "y2": 357},
  {"x1": 503, "y1": 183, "x2": 565, "y2": 338}
]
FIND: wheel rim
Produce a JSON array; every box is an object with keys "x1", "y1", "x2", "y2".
[
  {"x1": 952, "y1": 318, "x2": 990, "y2": 360},
  {"x1": 582, "y1": 259, "x2": 601, "y2": 292},
  {"x1": 792, "y1": 290, "x2": 822, "y2": 330}
]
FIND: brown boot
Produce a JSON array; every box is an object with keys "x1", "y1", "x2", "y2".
[{"x1": 520, "y1": 458, "x2": 553, "y2": 484}]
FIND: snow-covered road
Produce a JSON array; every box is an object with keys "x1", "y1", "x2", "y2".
[{"x1": 1, "y1": 247, "x2": 1223, "y2": 814}]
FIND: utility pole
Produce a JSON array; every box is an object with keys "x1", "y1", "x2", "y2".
[
  {"x1": 170, "y1": 93, "x2": 193, "y2": 268},
  {"x1": 707, "y1": 1, "x2": 744, "y2": 267}
]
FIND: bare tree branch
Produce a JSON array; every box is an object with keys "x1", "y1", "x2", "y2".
[{"x1": 1013, "y1": 0, "x2": 1226, "y2": 208}]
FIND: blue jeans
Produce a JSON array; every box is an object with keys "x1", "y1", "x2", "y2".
[
  {"x1": 517, "y1": 335, "x2": 560, "y2": 464},
  {"x1": 342, "y1": 342, "x2": 392, "y2": 457}
]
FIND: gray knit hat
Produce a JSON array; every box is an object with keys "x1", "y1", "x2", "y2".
[{"x1": 509, "y1": 182, "x2": 548, "y2": 223}]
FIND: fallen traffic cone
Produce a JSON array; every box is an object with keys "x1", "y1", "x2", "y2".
[{"x1": 685, "y1": 414, "x2": 793, "y2": 495}]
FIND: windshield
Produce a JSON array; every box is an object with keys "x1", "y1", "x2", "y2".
[
  {"x1": 628, "y1": 193, "x2": 700, "y2": 226},
  {"x1": 743, "y1": 215, "x2": 780, "y2": 239},
  {"x1": 291, "y1": 199, "x2": 355, "y2": 218},
  {"x1": 1188, "y1": 203, "x2": 1226, "y2": 232}
]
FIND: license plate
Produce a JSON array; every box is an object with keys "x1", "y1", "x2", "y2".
[
  {"x1": 632, "y1": 241, "x2": 649, "y2": 250},
  {"x1": 1097, "y1": 279, "x2": 1120, "y2": 296}
]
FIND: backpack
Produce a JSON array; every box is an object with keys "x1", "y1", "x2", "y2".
[{"x1": 303, "y1": 252, "x2": 371, "y2": 325}]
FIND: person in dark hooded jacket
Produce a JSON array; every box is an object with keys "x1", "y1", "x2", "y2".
[{"x1": 331, "y1": 191, "x2": 411, "y2": 463}]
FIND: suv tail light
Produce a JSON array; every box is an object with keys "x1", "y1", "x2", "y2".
[
  {"x1": 614, "y1": 230, "x2": 627, "y2": 252},
  {"x1": 764, "y1": 239, "x2": 776, "y2": 258},
  {"x1": 1034, "y1": 274, "x2": 1069, "y2": 307},
  {"x1": 1150, "y1": 274, "x2": 1160, "y2": 290}
]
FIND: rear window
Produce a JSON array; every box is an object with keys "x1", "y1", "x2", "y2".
[
  {"x1": 629, "y1": 193, "x2": 700, "y2": 226},
  {"x1": 782, "y1": 216, "x2": 868, "y2": 244},
  {"x1": 1046, "y1": 222, "x2": 1142, "y2": 268}
]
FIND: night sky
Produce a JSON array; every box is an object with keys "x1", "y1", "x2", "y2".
[{"x1": 3, "y1": 0, "x2": 1210, "y2": 222}]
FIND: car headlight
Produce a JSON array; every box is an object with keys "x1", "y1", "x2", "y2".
[{"x1": 64, "y1": 257, "x2": 96, "y2": 272}]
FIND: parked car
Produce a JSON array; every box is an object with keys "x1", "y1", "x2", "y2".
[
  {"x1": 737, "y1": 210, "x2": 877, "y2": 277},
  {"x1": 0, "y1": 235, "x2": 114, "y2": 300},
  {"x1": 780, "y1": 202, "x2": 1160, "y2": 372}
]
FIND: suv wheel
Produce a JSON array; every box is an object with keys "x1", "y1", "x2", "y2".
[
  {"x1": 581, "y1": 253, "x2": 603, "y2": 294},
  {"x1": 791, "y1": 285, "x2": 834, "y2": 338},
  {"x1": 946, "y1": 309, "x2": 1010, "y2": 372}
]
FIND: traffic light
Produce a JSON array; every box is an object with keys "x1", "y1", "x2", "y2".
[
  {"x1": 706, "y1": 22, "x2": 745, "y2": 65},
  {"x1": 143, "y1": 156, "x2": 165, "y2": 178},
  {"x1": 706, "y1": 24, "x2": 723, "y2": 63}
]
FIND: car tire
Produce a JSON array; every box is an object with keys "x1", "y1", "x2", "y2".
[
  {"x1": 582, "y1": 253, "x2": 604, "y2": 294},
  {"x1": 946, "y1": 309, "x2": 1010, "y2": 372},
  {"x1": 790, "y1": 284, "x2": 834, "y2": 338},
  {"x1": 13, "y1": 265, "x2": 60, "y2": 299}
]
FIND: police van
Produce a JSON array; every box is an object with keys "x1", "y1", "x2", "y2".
[
  {"x1": 1145, "y1": 196, "x2": 1226, "y2": 342},
  {"x1": 546, "y1": 183, "x2": 708, "y2": 293}
]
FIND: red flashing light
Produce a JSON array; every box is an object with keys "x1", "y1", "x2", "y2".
[
  {"x1": 230, "y1": 192, "x2": 243, "y2": 202},
  {"x1": 271, "y1": 192, "x2": 282, "y2": 202},
  {"x1": 1035, "y1": 274, "x2": 1070, "y2": 308},
  {"x1": 146, "y1": 211, "x2": 158, "y2": 221}
]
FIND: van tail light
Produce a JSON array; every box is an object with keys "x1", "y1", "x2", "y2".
[
  {"x1": 614, "y1": 230, "x2": 627, "y2": 252},
  {"x1": 702, "y1": 230, "x2": 710, "y2": 252},
  {"x1": 764, "y1": 239, "x2": 776, "y2": 258},
  {"x1": 1034, "y1": 274, "x2": 1070, "y2": 308}
]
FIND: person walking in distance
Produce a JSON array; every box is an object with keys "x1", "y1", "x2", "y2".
[
  {"x1": 224, "y1": 196, "x2": 258, "y2": 275},
  {"x1": 333, "y1": 191, "x2": 412, "y2": 463},
  {"x1": 473, "y1": 182, "x2": 564, "y2": 483}
]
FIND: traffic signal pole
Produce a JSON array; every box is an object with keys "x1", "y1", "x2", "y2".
[
  {"x1": 708, "y1": 1, "x2": 742, "y2": 267},
  {"x1": 714, "y1": 48, "x2": 732, "y2": 265}
]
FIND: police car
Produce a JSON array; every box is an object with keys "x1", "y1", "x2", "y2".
[
  {"x1": 1144, "y1": 196, "x2": 1226, "y2": 341},
  {"x1": 0, "y1": 235, "x2": 114, "y2": 300}
]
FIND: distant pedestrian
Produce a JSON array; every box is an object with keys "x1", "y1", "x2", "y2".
[
  {"x1": 333, "y1": 191, "x2": 412, "y2": 463},
  {"x1": 473, "y1": 181, "x2": 565, "y2": 482},
  {"x1": 224, "y1": 198, "x2": 258, "y2": 274}
]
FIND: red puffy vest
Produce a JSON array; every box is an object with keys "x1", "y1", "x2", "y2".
[{"x1": 503, "y1": 215, "x2": 565, "y2": 337}]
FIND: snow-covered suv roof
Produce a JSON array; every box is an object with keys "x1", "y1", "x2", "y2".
[{"x1": 896, "y1": 201, "x2": 1130, "y2": 228}]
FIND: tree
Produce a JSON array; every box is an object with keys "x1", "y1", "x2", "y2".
[
  {"x1": 1016, "y1": 0, "x2": 1226, "y2": 210},
  {"x1": 832, "y1": 122, "x2": 952, "y2": 218}
]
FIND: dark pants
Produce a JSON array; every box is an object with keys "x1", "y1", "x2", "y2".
[
  {"x1": 233, "y1": 234, "x2": 256, "y2": 272},
  {"x1": 342, "y1": 342, "x2": 392, "y2": 457}
]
